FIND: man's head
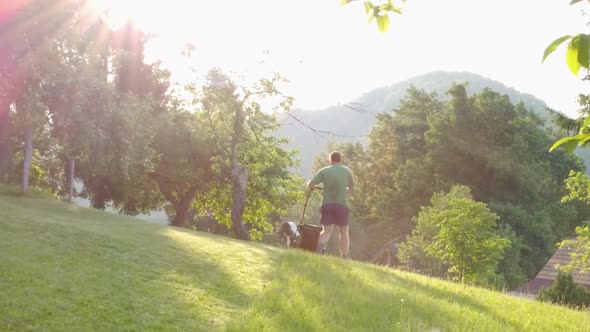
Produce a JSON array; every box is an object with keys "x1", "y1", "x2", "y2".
[{"x1": 330, "y1": 151, "x2": 342, "y2": 164}]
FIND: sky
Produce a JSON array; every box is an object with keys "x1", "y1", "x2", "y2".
[{"x1": 94, "y1": 0, "x2": 590, "y2": 117}]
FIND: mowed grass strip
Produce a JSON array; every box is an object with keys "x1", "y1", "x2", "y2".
[{"x1": 1, "y1": 185, "x2": 589, "y2": 331}]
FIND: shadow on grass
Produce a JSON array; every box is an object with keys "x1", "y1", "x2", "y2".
[
  {"x1": 0, "y1": 203, "x2": 263, "y2": 331},
  {"x1": 225, "y1": 250, "x2": 524, "y2": 331}
]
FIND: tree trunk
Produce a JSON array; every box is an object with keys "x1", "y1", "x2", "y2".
[
  {"x1": 67, "y1": 159, "x2": 75, "y2": 202},
  {"x1": 170, "y1": 189, "x2": 198, "y2": 227},
  {"x1": 22, "y1": 127, "x2": 33, "y2": 193},
  {"x1": 151, "y1": 172, "x2": 201, "y2": 228},
  {"x1": 229, "y1": 102, "x2": 250, "y2": 241},
  {"x1": 0, "y1": 103, "x2": 11, "y2": 178},
  {"x1": 171, "y1": 203, "x2": 190, "y2": 227},
  {"x1": 231, "y1": 164, "x2": 250, "y2": 240}
]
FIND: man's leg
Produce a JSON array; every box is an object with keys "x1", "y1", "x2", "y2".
[
  {"x1": 318, "y1": 224, "x2": 333, "y2": 252},
  {"x1": 338, "y1": 225, "x2": 349, "y2": 258}
]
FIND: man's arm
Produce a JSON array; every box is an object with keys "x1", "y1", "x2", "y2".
[
  {"x1": 308, "y1": 180, "x2": 317, "y2": 191},
  {"x1": 308, "y1": 169, "x2": 323, "y2": 191}
]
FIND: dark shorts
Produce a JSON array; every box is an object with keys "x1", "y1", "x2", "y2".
[{"x1": 320, "y1": 203, "x2": 349, "y2": 226}]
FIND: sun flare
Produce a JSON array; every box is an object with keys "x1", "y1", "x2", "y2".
[{"x1": 88, "y1": 0, "x2": 162, "y2": 32}]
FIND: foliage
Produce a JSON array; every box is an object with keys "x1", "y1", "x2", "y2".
[
  {"x1": 544, "y1": 1, "x2": 590, "y2": 153},
  {"x1": 0, "y1": 1, "x2": 302, "y2": 244},
  {"x1": 550, "y1": 116, "x2": 590, "y2": 153},
  {"x1": 364, "y1": 84, "x2": 589, "y2": 286},
  {"x1": 398, "y1": 186, "x2": 510, "y2": 286},
  {"x1": 368, "y1": 87, "x2": 441, "y2": 232},
  {"x1": 559, "y1": 226, "x2": 590, "y2": 274},
  {"x1": 542, "y1": 0, "x2": 590, "y2": 77},
  {"x1": 147, "y1": 101, "x2": 217, "y2": 226},
  {"x1": 340, "y1": 0, "x2": 405, "y2": 32},
  {"x1": 0, "y1": 0, "x2": 110, "y2": 193},
  {"x1": 562, "y1": 170, "x2": 590, "y2": 205},
  {"x1": 495, "y1": 226, "x2": 528, "y2": 289},
  {"x1": 278, "y1": 72, "x2": 566, "y2": 178},
  {"x1": 490, "y1": 202, "x2": 558, "y2": 278},
  {"x1": 0, "y1": 0, "x2": 175, "y2": 209},
  {"x1": 558, "y1": 171, "x2": 590, "y2": 274},
  {"x1": 191, "y1": 70, "x2": 301, "y2": 240},
  {"x1": 537, "y1": 272, "x2": 590, "y2": 308},
  {"x1": 76, "y1": 94, "x2": 162, "y2": 214}
]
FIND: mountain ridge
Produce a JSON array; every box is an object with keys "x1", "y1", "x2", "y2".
[{"x1": 279, "y1": 71, "x2": 569, "y2": 177}]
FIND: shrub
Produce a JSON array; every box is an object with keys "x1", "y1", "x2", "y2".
[{"x1": 537, "y1": 272, "x2": 590, "y2": 308}]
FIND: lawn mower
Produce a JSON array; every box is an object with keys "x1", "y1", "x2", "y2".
[{"x1": 279, "y1": 187, "x2": 324, "y2": 252}]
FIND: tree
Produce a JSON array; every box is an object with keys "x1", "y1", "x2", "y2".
[
  {"x1": 72, "y1": 18, "x2": 172, "y2": 213},
  {"x1": 43, "y1": 24, "x2": 111, "y2": 202},
  {"x1": 148, "y1": 105, "x2": 217, "y2": 227},
  {"x1": 399, "y1": 186, "x2": 510, "y2": 285},
  {"x1": 0, "y1": 0, "x2": 91, "y2": 193},
  {"x1": 0, "y1": 0, "x2": 118, "y2": 197},
  {"x1": 0, "y1": 54, "x2": 20, "y2": 180},
  {"x1": 75, "y1": 93, "x2": 162, "y2": 214},
  {"x1": 367, "y1": 86, "x2": 442, "y2": 231},
  {"x1": 197, "y1": 70, "x2": 297, "y2": 240}
]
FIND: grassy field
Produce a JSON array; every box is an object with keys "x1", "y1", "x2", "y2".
[{"x1": 1, "y1": 185, "x2": 589, "y2": 331}]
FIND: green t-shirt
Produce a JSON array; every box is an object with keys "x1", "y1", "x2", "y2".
[{"x1": 310, "y1": 164, "x2": 355, "y2": 206}]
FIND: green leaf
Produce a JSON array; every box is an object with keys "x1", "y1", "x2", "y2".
[
  {"x1": 390, "y1": 7, "x2": 402, "y2": 14},
  {"x1": 340, "y1": 0, "x2": 350, "y2": 6},
  {"x1": 578, "y1": 34, "x2": 590, "y2": 69},
  {"x1": 567, "y1": 36, "x2": 582, "y2": 76},
  {"x1": 580, "y1": 134, "x2": 590, "y2": 146},
  {"x1": 542, "y1": 35, "x2": 572, "y2": 63},
  {"x1": 368, "y1": 12, "x2": 375, "y2": 23},
  {"x1": 580, "y1": 116, "x2": 590, "y2": 134},
  {"x1": 571, "y1": 0, "x2": 585, "y2": 5},
  {"x1": 550, "y1": 136, "x2": 583, "y2": 152},
  {"x1": 380, "y1": 3, "x2": 392, "y2": 11},
  {"x1": 380, "y1": 3, "x2": 402, "y2": 14},
  {"x1": 376, "y1": 14, "x2": 390, "y2": 32},
  {"x1": 364, "y1": 1, "x2": 374, "y2": 13}
]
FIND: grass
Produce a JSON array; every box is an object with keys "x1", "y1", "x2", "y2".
[{"x1": 1, "y1": 185, "x2": 589, "y2": 331}]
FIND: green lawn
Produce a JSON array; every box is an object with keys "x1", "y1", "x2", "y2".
[{"x1": 1, "y1": 185, "x2": 589, "y2": 331}]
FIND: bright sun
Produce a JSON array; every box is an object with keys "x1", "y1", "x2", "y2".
[{"x1": 88, "y1": 0, "x2": 162, "y2": 32}]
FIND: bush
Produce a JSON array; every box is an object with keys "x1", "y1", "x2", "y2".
[{"x1": 537, "y1": 272, "x2": 590, "y2": 308}]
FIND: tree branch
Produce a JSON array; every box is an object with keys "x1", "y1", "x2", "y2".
[
  {"x1": 284, "y1": 111, "x2": 365, "y2": 139},
  {"x1": 343, "y1": 102, "x2": 374, "y2": 114},
  {"x1": 204, "y1": 106, "x2": 232, "y2": 157}
]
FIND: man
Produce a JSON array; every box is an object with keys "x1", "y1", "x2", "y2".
[{"x1": 308, "y1": 151, "x2": 354, "y2": 258}]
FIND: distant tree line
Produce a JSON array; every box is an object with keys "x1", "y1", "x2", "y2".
[{"x1": 314, "y1": 85, "x2": 590, "y2": 289}]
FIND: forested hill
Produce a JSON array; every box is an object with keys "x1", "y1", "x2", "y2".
[{"x1": 279, "y1": 71, "x2": 573, "y2": 176}]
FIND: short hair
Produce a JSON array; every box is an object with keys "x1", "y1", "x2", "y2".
[{"x1": 330, "y1": 151, "x2": 341, "y2": 163}]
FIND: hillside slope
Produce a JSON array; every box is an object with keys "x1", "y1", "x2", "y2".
[
  {"x1": 1, "y1": 186, "x2": 589, "y2": 331},
  {"x1": 280, "y1": 71, "x2": 579, "y2": 176}
]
